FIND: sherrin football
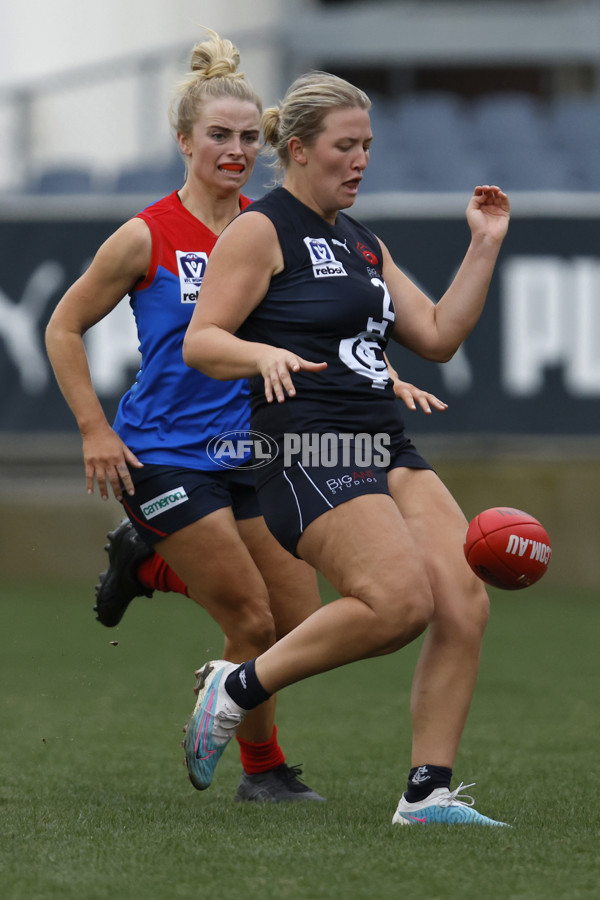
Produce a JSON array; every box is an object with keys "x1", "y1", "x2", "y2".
[{"x1": 464, "y1": 507, "x2": 551, "y2": 590}]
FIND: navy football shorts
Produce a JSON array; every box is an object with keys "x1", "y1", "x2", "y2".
[
  {"x1": 121, "y1": 463, "x2": 260, "y2": 546},
  {"x1": 257, "y1": 436, "x2": 433, "y2": 557}
]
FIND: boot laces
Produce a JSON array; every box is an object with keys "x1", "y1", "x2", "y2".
[
  {"x1": 438, "y1": 782, "x2": 476, "y2": 808},
  {"x1": 280, "y1": 764, "x2": 303, "y2": 780},
  {"x1": 277, "y1": 764, "x2": 309, "y2": 791}
]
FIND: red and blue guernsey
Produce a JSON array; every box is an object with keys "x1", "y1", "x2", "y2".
[{"x1": 112, "y1": 191, "x2": 252, "y2": 471}]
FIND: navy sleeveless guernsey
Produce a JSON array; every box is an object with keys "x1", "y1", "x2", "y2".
[
  {"x1": 236, "y1": 187, "x2": 431, "y2": 553},
  {"x1": 238, "y1": 187, "x2": 411, "y2": 452}
]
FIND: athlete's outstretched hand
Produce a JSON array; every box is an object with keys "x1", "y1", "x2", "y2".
[
  {"x1": 392, "y1": 379, "x2": 448, "y2": 414},
  {"x1": 384, "y1": 354, "x2": 447, "y2": 414},
  {"x1": 258, "y1": 347, "x2": 327, "y2": 403},
  {"x1": 82, "y1": 424, "x2": 143, "y2": 501}
]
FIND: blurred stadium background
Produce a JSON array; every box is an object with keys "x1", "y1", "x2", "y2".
[{"x1": 1, "y1": 0, "x2": 599, "y2": 588}]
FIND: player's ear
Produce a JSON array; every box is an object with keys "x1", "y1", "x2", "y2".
[
  {"x1": 177, "y1": 131, "x2": 192, "y2": 158},
  {"x1": 288, "y1": 136, "x2": 307, "y2": 166}
]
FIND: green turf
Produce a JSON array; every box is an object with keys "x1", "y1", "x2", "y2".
[{"x1": 1, "y1": 577, "x2": 598, "y2": 900}]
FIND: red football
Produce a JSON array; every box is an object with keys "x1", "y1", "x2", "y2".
[{"x1": 464, "y1": 507, "x2": 552, "y2": 590}]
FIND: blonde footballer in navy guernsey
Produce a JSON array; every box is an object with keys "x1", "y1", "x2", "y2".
[
  {"x1": 184, "y1": 70, "x2": 511, "y2": 825},
  {"x1": 237, "y1": 185, "x2": 433, "y2": 556}
]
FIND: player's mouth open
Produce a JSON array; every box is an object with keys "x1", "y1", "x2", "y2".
[{"x1": 220, "y1": 163, "x2": 245, "y2": 173}]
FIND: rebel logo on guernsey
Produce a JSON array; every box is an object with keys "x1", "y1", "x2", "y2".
[
  {"x1": 303, "y1": 237, "x2": 347, "y2": 278},
  {"x1": 141, "y1": 487, "x2": 189, "y2": 519},
  {"x1": 176, "y1": 250, "x2": 208, "y2": 303}
]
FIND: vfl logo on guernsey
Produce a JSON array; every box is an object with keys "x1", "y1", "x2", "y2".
[
  {"x1": 303, "y1": 237, "x2": 347, "y2": 278},
  {"x1": 176, "y1": 250, "x2": 208, "y2": 303},
  {"x1": 141, "y1": 487, "x2": 189, "y2": 520}
]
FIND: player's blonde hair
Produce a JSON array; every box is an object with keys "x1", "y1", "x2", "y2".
[
  {"x1": 262, "y1": 71, "x2": 371, "y2": 174},
  {"x1": 170, "y1": 28, "x2": 262, "y2": 141}
]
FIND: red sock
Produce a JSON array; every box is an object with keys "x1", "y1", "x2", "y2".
[
  {"x1": 137, "y1": 554, "x2": 188, "y2": 596},
  {"x1": 236, "y1": 725, "x2": 286, "y2": 774}
]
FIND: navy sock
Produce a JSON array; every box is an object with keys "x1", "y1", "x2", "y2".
[
  {"x1": 224, "y1": 659, "x2": 272, "y2": 711},
  {"x1": 404, "y1": 765, "x2": 453, "y2": 803}
]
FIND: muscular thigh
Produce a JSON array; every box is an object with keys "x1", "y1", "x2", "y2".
[
  {"x1": 387, "y1": 468, "x2": 484, "y2": 615},
  {"x1": 297, "y1": 492, "x2": 432, "y2": 615},
  {"x1": 237, "y1": 516, "x2": 321, "y2": 638},
  {"x1": 155, "y1": 508, "x2": 271, "y2": 630}
]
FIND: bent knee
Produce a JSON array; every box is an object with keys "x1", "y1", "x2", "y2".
[
  {"x1": 238, "y1": 601, "x2": 277, "y2": 651},
  {"x1": 210, "y1": 591, "x2": 277, "y2": 655},
  {"x1": 472, "y1": 581, "x2": 491, "y2": 631},
  {"x1": 387, "y1": 593, "x2": 432, "y2": 651},
  {"x1": 433, "y1": 576, "x2": 490, "y2": 643},
  {"x1": 364, "y1": 582, "x2": 433, "y2": 655},
  {"x1": 459, "y1": 575, "x2": 490, "y2": 633}
]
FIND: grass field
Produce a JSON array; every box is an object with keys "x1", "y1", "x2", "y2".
[{"x1": 1, "y1": 576, "x2": 598, "y2": 900}]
